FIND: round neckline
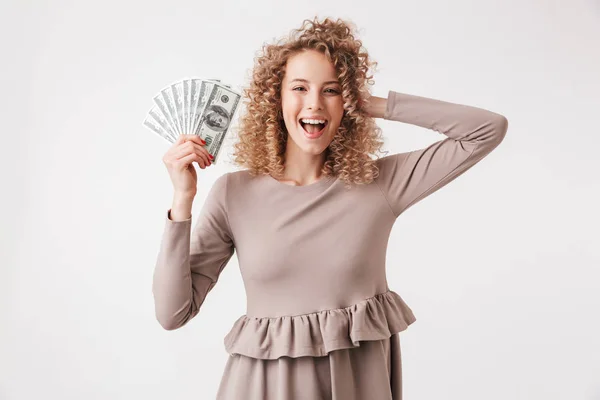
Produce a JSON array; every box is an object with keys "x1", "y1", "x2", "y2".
[{"x1": 264, "y1": 173, "x2": 337, "y2": 192}]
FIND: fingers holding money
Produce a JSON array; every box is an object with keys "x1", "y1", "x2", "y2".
[
  {"x1": 166, "y1": 135, "x2": 214, "y2": 169},
  {"x1": 175, "y1": 133, "x2": 205, "y2": 146},
  {"x1": 178, "y1": 145, "x2": 212, "y2": 169}
]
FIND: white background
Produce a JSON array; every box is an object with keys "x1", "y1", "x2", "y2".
[{"x1": 2, "y1": 0, "x2": 599, "y2": 399}]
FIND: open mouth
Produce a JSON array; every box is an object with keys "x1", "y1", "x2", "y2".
[{"x1": 299, "y1": 119, "x2": 329, "y2": 138}]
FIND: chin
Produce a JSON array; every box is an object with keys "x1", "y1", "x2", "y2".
[{"x1": 290, "y1": 133, "x2": 332, "y2": 154}]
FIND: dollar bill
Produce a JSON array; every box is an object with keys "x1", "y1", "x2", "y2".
[
  {"x1": 189, "y1": 79, "x2": 201, "y2": 136},
  {"x1": 171, "y1": 81, "x2": 185, "y2": 135},
  {"x1": 152, "y1": 91, "x2": 179, "y2": 136},
  {"x1": 143, "y1": 114, "x2": 175, "y2": 144},
  {"x1": 183, "y1": 79, "x2": 191, "y2": 134},
  {"x1": 148, "y1": 105, "x2": 177, "y2": 142},
  {"x1": 144, "y1": 78, "x2": 241, "y2": 155},
  {"x1": 207, "y1": 78, "x2": 231, "y2": 89},
  {"x1": 194, "y1": 83, "x2": 241, "y2": 163},
  {"x1": 158, "y1": 87, "x2": 181, "y2": 136},
  {"x1": 188, "y1": 79, "x2": 232, "y2": 135},
  {"x1": 190, "y1": 79, "x2": 214, "y2": 137}
]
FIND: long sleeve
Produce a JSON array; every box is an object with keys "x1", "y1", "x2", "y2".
[
  {"x1": 375, "y1": 90, "x2": 508, "y2": 217},
  {"x1": 152, "y1": 173, "x2": 235, "y2": 330}
]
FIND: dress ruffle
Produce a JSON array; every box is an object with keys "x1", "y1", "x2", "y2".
[{"x1": 223, "y1": 290, "x2": 416, "y2": 360}]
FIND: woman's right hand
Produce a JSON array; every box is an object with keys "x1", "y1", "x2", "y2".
[{"x1": 162, "y1": 134, "x2": 214, "y2": 197}]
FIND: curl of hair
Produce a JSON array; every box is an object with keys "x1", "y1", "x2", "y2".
[{"x1": 231, "y1": 16, "x2": 386, "y2": 188}]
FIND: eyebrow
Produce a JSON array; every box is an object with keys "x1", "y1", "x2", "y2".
[{"x1": 289, "y1": 78, "x2": 340, "y2": 85}]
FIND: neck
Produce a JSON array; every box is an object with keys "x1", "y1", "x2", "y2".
[{"x1": 277, "y1": 142, "x2": 327, "y2": 186}]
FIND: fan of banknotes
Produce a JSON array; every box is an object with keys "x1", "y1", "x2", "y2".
[{"x1": 143, "y1": 78, "x2": 241, "y2": 164}]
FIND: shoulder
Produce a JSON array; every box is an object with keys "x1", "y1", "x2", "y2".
[
  {"x1": 214, "y1": 168, "x2": 265, "y2": 197},
  {"x1": 373, "y1": 152, "x2": 400, "y2": 175},
  {"x1": 374, "y1": 151, "x2": 412, "y2": 168},
  {"x1": 227, "y1": 168, "x2": 257, "y2": 187},
  {"x1": 210, "y1": 169, "x2": 252, "y2": 187},
  {"x1": 372, "y1": 151, "x2": 413, "y2": 186}
]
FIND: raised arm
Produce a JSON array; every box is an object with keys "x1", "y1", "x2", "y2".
[
  {"x1": 374, "y1": 90, "x2": 508, "y2": 217},
  {"x1": 152, "y1": 173, "x2": 235, "y2": 330}
]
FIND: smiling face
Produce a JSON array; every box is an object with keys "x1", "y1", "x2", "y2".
[{"x1": 280, "y1": 49, "x2": 344, "y2": 157}]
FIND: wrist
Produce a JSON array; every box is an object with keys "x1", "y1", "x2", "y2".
[
  {"x1": 170, "y1": 194, "x2": 194, "y2": 221},
  {"x1": 173, "y1": 190, "x2": 196, "y2": 201},
  {"x1": 172, "y1": 193, "x2": 195, "y2": 210},
  {"x1": 365, "y1": 95, "x2": 387, "y2": 119}
]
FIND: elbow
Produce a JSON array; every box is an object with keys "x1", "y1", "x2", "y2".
[
  {"x1": 154, "y1": 309, "x2": 189, "y2": 331},
  {"x1": 157, "y1": 317, "x2": 182, "y2": 331},
  {"x1": 492, "y1": 114, "x2": 509, "y2": 145},
  {"x1": 470, "y1": 114, "x2": 508, "y2": 157},
  {"x1": 154, "y1": 302, "x2": 199, "y2": 331},
  {"x1": 478, "y1": 114, "x2": 508, "y2": 151}
]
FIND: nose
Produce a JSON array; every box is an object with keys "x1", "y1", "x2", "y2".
[{"x1": 306, "y1": 90, "x2": 324, "y2": 111}]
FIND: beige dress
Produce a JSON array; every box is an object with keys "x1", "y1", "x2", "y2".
[{"x1": 152, "y1": 90, "x2": 508, "y2": 399}]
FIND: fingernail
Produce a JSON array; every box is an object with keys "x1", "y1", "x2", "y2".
[{"x1": 209, "y1": 154, "x2": 214, "y2": 159}]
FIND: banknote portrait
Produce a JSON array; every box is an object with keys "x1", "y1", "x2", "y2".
[{"x1": 204, "y1": 104, "x2": 230, "y2": 132}]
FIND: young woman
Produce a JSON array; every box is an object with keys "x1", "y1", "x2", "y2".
[{"x1": 153, "y1": 17, "x2": 508, "y2": 400}]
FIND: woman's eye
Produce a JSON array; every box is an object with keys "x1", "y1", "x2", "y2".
[{"x1": 292, "y1": 87, "x2": 339, "y2": 94}]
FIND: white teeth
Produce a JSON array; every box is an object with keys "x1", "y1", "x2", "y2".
[{"x1": 300, "y1": 118, "x2": 326, "y2": 125}]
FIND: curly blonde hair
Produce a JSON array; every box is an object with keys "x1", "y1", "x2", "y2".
[{"x1": 231, "y1": 17, "x2": 387, "y2": 188}]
